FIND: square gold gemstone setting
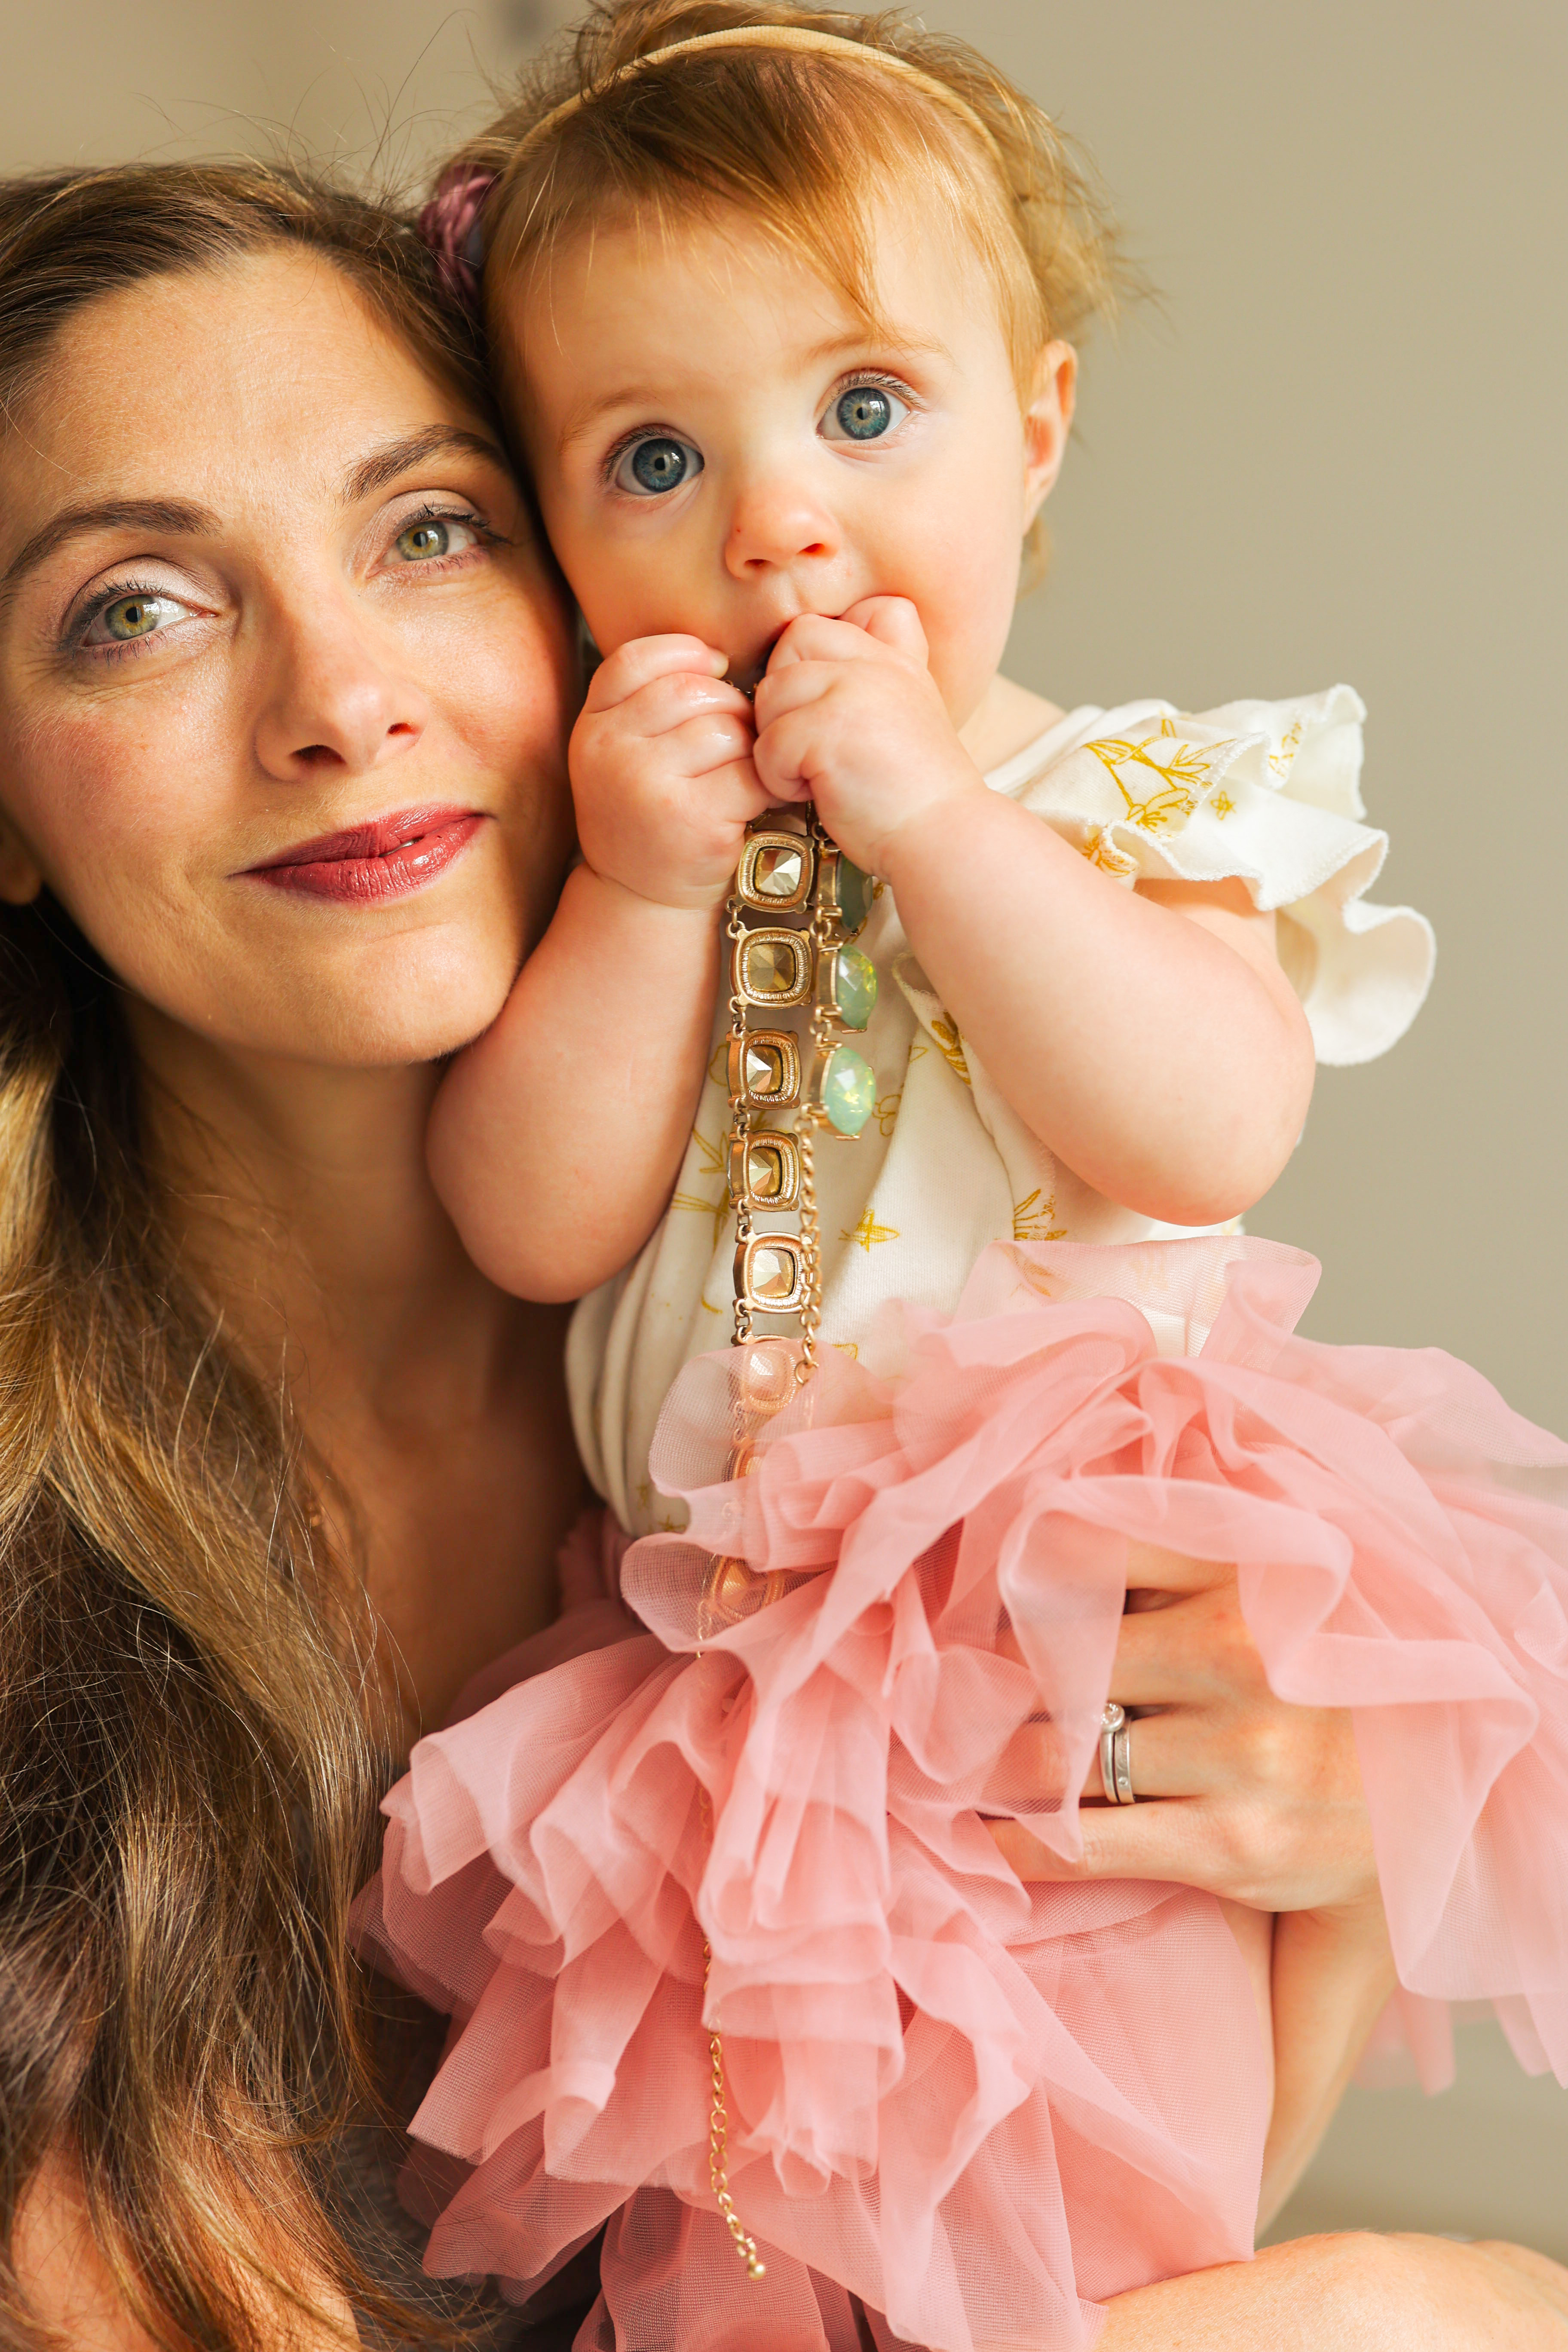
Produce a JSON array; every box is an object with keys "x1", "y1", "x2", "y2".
[
  {"x1": 728, "y1": 1130, "x2": 802, "y2": 1210},
  {"x1": 727, "y1": 1029, "x2": 801, "y2": 1109},
  {"x1": 732, "y1": 926, "x2": 813, "y2": 1008},
  {"x1": 735, "y1": 1232, "x2": 808, "y2": 1314},
  {"x1": 737, "y1": 830, "x2": 814, "y2": 911}
]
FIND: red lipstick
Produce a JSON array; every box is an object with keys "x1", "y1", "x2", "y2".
[{"x1": 244, "y1": 806, "x2": 484, "y2": 904}]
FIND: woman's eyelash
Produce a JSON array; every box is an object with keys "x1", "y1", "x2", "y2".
[{"x1": 400, "y1": 501, "x2": 501, "y2": 545}]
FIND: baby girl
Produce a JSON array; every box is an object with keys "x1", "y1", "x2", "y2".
[{"x1": 363, "y1": 8, "x2": 1568, "y2": 2349}]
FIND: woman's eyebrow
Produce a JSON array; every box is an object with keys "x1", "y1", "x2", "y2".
[
  {"x1": 342, "y1": 425, "x2": 509, "y2": 503},
  {"x1": 0, "y1": 497, "x2": 215, "y2": 610}
]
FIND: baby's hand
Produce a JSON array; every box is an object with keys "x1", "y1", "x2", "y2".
[
  {"x1": 752, "y1": 599, "x2": 985, "y2": 876},
  {"x1": 571, "y1": 635, "x2": 772, "y2": 910}
]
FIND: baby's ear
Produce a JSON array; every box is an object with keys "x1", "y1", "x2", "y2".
[{"x1": 1021, "y1": 340, "x2": 1078, "y2": 528}]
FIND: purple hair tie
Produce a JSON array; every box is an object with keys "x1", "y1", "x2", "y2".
[{"x1": 419, "y1": 164, "x2": 496, "y2": 317}]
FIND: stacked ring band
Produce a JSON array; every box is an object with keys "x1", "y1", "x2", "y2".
[{"x1": 1099, "y1": 1702, "x2": 1136, "y2": 1804}]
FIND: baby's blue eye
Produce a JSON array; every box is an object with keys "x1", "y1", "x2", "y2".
[
  {"x1": 821, "y1": 381, "x2": 910, "y2": 445},
  {"x1": 615, "y1": 436, "x2": 702, "y2": 496},
  {"x1": 837, "y1": 387, "x2": 892, "y2": 439}
]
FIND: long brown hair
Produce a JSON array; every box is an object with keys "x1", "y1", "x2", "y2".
[{"x1": 0, "y1": 164, "x2": 490, "y2": 2350}]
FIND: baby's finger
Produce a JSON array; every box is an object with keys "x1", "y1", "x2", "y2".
[
  {"x1": 838, "y1": 594, "x2": 929, "y2": 665},
  {"x1": 765, "y1": 611, "x2": 900, "y2": 675},
  {"x1": 603, "y1": 669, "x2": 757, "y2": 744},
  {"x1": 656, "y1": 710, "x2": 764, "y2": 784},
  {"x1": 752, "y1": 658, "x2": 836, "y2": 732},
  {"x1": 585, "y1": 634, "x2": 728, "y2": 712}
]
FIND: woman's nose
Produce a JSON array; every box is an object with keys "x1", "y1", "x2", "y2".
[
  {"x1": 253, "y1": 605, "x2": 432, "y2": 783},
  {"x1": 723, "y1": 473, "x2": 841, "y2": 581}
]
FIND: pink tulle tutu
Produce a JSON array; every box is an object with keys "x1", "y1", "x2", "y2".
[{"x1": 359, "y1": 1236, "x2": 1568, "y2": 2352}]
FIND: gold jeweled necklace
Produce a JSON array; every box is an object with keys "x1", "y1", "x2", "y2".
[{"x1": 696, "y1": 803, "x2": 878, "y2": 2276}]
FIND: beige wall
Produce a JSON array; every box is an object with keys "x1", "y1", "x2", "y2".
[{"x1": 3, "y1": 0, "x2": 1563, "y2": 2269}]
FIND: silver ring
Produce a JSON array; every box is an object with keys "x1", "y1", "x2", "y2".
[{"x1": 1099, "y1": 1701, "x2": 1136, "y2": 1804}]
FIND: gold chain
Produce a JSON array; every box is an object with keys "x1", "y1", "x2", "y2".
[
  {"x1": 696, "y1": 800, "x2": 872, "y2": 2278},
  {"x1": 703, "y1": 1933, "x2": 766, "y2": 2280}
]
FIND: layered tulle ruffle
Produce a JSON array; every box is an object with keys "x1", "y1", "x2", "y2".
[{"x1": 362, "y1": 1236, "x2": 1568, "y2": 2351}]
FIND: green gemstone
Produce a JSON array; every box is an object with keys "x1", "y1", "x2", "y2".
[
  {"x1": 823, "y1": 1045, "x2": 875, "y2": 1136},
  {"x1": 833, "y1": 944, "x2": 877, "y2": 1030},
  {"x1": 837, "y1": 857, "x2": 873, "y2": 937}
]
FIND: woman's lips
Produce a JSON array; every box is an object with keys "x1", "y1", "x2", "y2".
[{"x1": 243, "y1": 807, "x2": 485, "y2": 904}]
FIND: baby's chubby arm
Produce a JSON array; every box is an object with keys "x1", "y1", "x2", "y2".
[
  {"x1": 428, "y1": 637, "x2": 771, "y2": 1301},
  {"x1": 754, "y1": 601, "x2": 1315, "y2": 1225}
]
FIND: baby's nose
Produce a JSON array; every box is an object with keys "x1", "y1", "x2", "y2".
[{"x1": 724, "y1": 477, "x2": 840, "y2": 577}]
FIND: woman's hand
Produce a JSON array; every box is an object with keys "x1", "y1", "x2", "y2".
[
  {"x1": 988, "y1": 1545, "x2": 1400, "y2": 2223},
  {"x1": 987, "y1": 1545, "x2": 1378, "y2": 1914}
]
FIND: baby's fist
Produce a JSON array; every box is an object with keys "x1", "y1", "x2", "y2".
[{"x1": 571, "y1": 635, "x2": 770, "y2": 910}]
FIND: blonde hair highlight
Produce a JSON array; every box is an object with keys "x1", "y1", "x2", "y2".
[{"x1": 454, "y1": 0, "x2": 1128, "y2": 407}]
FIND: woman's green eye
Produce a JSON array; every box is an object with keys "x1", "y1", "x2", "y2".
[
  {"x1": 105, "y1": 595, "x2": 164, "y2": 641},
  {"x1": 397, "y1": 518, "x2": 453, "y2": 561}
]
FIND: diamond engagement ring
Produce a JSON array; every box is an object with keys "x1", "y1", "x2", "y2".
[{"x1": 1099, "y1": 1701, "x2": 1136, "y2": 1805}]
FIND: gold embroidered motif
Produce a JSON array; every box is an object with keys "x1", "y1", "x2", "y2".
[
  {"x1": 908, "y1": 1038, "x2": 928, "y2": 1064},
  {"x1": 930, "y1": 1017, "x2": 971, "y2": 1086},
  {"x1": 1210, "y1": 791, "x2": 1235, "y2": 819},
  {"x1": 672, "y1": 1131, "x2": 732, "y2": 1246},
  {"x1": 1013, "y1": 1188, "x2": 1068, "y2": 1243},
  {"x1": 1268, "y1": 718, "x2": 1303, "y2": 778},
  {"x1": 1084, "y1": 727, "x2": 1243, "y2": 835},
  {"x1": 1081, "y1": 825, "x2": 1139, "y2": 878},
  {"x1": 832, "y1": 1340, "x2": 860, "y2": 1360},
  {"x1": 707, "y1": 1037, "x2": 730, "y2": 1089},
  {"x1": 873, "y1": 1090, "x2": 902, "y2": 1137},
  {"x1": 840, "y1": 1206, "x2": 900, "y2": 1253},
  {"x1": 672, "y1": 1186, "x2": 733, "y2": 1249}
]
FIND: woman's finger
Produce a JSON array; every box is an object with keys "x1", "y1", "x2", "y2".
[
  {"x1": 1106, "y1": 1578, "x2": 1270, "y2": 1712},
  {"x1": 988, "y1": 1801, "x2": 1231, "y2": 1893}
]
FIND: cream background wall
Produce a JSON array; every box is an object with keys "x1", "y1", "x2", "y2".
[{"x1": 2, "y1": 0, "x2": 1562, "y2": 2268}]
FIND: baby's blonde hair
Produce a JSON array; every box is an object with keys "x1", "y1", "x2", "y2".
[{"x1": 454, "y1": 0, "x2": 1126, "y2": 405}]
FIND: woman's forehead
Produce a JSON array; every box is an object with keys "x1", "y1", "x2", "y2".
[{"x1": 0, "y1": 248, "x2": 486, "y2": 536}]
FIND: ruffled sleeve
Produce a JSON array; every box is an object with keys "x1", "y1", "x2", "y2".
[{"x1": 1010, "y1": 685, "x2": 1435, "y2": 1065}]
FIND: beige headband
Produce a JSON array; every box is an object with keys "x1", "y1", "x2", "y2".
[{"x1": 511, "y1": 24, "x2": 1006, "y2": 173}]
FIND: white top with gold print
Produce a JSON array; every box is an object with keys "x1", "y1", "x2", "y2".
[{"x1": 567, "y1": 685, "x2": 1436, "y2": 1535}]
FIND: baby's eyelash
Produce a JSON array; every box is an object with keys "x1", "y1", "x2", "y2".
[{"x1": 830, "y1": 368, "x2": 919, "y2": 404}]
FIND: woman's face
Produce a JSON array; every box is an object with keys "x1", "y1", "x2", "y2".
[{"x1": 0, "y1": 247, "x2": 576, "y2": 1069}]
